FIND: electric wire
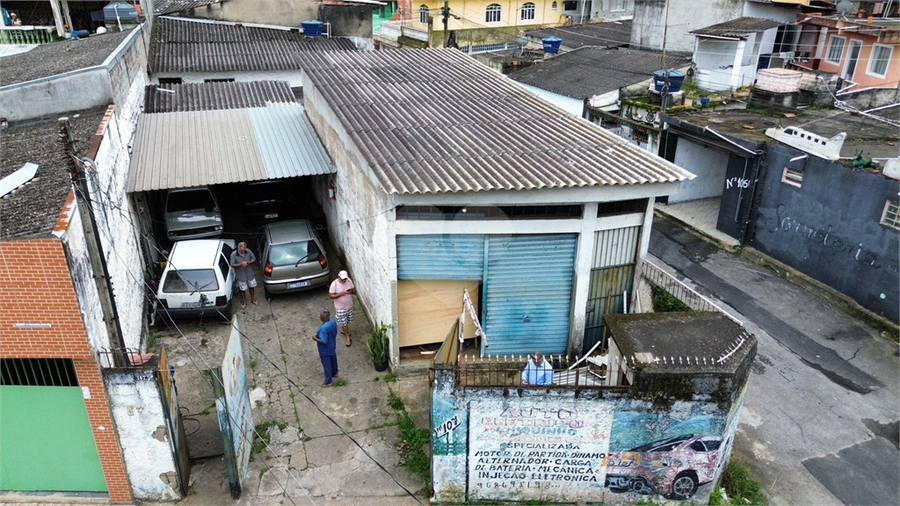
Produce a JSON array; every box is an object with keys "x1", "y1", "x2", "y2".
[
  {"x1": 71, "y1": 149, "x2": 422, "y2": 505},
  {"x1": 67, "y1": 161, "x2": 314, "y2": 505}
]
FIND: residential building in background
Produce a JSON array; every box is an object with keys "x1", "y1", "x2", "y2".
[{"x1": 631, "y1": 0, "x2": 803, "y2": 53}]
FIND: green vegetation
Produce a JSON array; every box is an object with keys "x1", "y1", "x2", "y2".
[
  {"x1": 250, "y1": 421, "x2": 288, "y2": 461},
  {"x1": 367, "y1": 322, "x2": 391, "y2": 366},
  {"x1": 652, "y1": 286, "x2": 692, "y2": 312},
  {"x1": 384, "y1": 373, "x2": 397, "y2": 383},
  {"x1": 333, "y1": 378, "x2": 347, "y2": 387},
  {"x1": 387, "y1": 389, "x2": 430, "y2": 493},
  {"x1": 709, "y1": 461, "x2": 768, "y2": 505}
]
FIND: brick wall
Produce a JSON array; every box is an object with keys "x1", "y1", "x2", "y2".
[{"x1": 0, "y1": 238, "x2": 133, "y2": 503}]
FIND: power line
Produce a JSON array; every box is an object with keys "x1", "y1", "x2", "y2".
[
  {"x1": 74, "y1": 165, "x2": 423, "y2": 505},
  {"x1": 69, "y1": 190, "x2": 310, "y2": 506}
]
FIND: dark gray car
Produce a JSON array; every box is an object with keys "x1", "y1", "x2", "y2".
[{"x1": 260, "y1": 219, "x2": 330, "y2": 296}]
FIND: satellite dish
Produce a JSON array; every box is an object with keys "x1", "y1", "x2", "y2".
[{"x1": 836, "y1": 0, "x2": 854, "y2": 15}]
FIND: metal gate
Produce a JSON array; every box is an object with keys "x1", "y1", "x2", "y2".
[
  {"x1": 396, "y1": 235, "x2": 485, "y2": 280},
  {"x1": 482, "y1": 234, "x2": 577, "y2": 356},
  {"x1": 0, "y1": 358, "x2": 107, "y2": 492},
  {"x1": 156, "y1": 346, "x2": 190, "y2": 496},
  {"x1": 583, "y1": 226, "x2": 640, "y2": 353}
]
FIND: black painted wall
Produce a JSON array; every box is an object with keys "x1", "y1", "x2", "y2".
[{"x1": 750, "y1": 143, "x2": 899, "y2": 322}]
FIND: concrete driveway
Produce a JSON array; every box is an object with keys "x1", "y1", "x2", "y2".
[
  {"x1": 152, "y1": 272, "x2": 430, "y2": 505},
  {"x1": 650, "y1": 216, "x2": 899, "y2": 506}
]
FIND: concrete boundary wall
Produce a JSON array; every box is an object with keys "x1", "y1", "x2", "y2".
[{"x1": 431, "y1": 366, "x2": 749, "y2": 505}]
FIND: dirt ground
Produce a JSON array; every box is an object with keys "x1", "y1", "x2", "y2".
[{"x1": 151, "y1": 262, "x2": 431, "y2": 505}]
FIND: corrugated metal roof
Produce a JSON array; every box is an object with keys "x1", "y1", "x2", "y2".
[
  {"x1": 150, "y1": 17, "x2": 358, "y2": 74},
  {"x1": 144, "y1": 80, "x2": 295, "y2": 113},
  {"x1": 299, "y1": 49, "x2": 695, "y2": 195},
  {"x1": 154, "y1": 0, "x2": 222, "y2": 15},
  {"x1": 525, "y1": 21, "x2": 632, "y2": 50},
  {"x1": 509, "y1": 47, "x2": 691, "y2": 99},
  {"x1": 690, "y1": 17, "x2": 785, "y2": 39},
  {"x1": 128, "y1": 103, "x2": 333, "y2": 192}
]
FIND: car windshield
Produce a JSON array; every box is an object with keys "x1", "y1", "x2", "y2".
[
  {"x1": 269, "y1": 241, "x2": 321, "y2": 266},
  {"x1": 162, "y1": 269, "x2": 219, "y2": 293},
  {"x1": 167, "y1": 190, "x2": 216, "y2": 212}
]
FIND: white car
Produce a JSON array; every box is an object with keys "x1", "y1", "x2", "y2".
[{"x1": 156, "y1": 239, "x2": 236, "y2": 321}]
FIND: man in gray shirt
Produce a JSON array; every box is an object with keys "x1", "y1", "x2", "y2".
[{"x1": 230, "y1": 241, "x2": 258, "y2": 309}]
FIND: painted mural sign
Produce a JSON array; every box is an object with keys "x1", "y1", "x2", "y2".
[
  {"x1": 468, "y1": 398, "x2": 615, "y2": 501},
  {"x1": 212, "y1": 317, "x2": 253, "y2": 498}
]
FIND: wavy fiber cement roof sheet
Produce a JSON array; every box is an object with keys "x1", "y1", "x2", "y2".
[
  {"x1": 301, "y1": 49, "x2": 694, "y2": 194},
  {"x1": 128, "y1": 105, "x2": 333, "y2": 192}
]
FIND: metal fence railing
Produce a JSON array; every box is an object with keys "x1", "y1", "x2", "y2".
[
  {"x1": 641, "y1": 260, "x2": 742, "y2": 325},
  {"x1": 446, "y1": 354, "x2": 625, "y2": 390},
  {"x1": 0, "y1": 26, "x2": 59, "y2": 44}
]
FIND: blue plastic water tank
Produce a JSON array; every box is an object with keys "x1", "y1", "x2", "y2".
[
  {"x1": 542, "y1": 36, "x2": 562, "y2": 54},
  {"x1": 653, "y1": 70, "x2": 686, "y2": 93},
  {"x1": 102, "y1": 2, "x2": 138, "y2": 22},
  {"x1": 302, "y1": 20, "x2": 323, "y2": 37}
]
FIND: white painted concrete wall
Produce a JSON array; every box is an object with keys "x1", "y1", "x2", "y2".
[
  {"x1": 520, "y1": 83, "x2": 585, "y2": 117},
  {"x1": 60, "y1": 207, "x2": 113, "y2": 353},
  {"x1": 91, "y1": 78, "x2": 148, "y2": 350},
  {"x1": 106, "y1": 369, "x2": 180, "y2": 501},
  {"x1": 632, "y1": 0, "x2": 796, "y2": 54},
  {"x1": 301, "y1": 71, "x2": 396, "y2": 361},
  {"x1": 669, "y1": 137, "x2": 730, "y2": 203}
]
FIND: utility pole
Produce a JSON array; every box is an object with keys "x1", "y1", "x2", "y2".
[
  {"x1": 442, "y1": 0, "x2": 450, "y2": 48},
  {"x1": 660, "y1": 0, "x2": 671, "y2": 117},
  {"x1": 59, "y1": 117, "x2": 129, "y2": 367}
]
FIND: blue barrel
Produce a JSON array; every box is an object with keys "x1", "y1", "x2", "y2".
[
  {"x1": 542, "y1": 36, "x2": 562, "y2": 54},
  {"x1": 653, "y1": 70, "x2": 686, "y2": 93},
  {"x1": 302, "y1": 20, "x2": 323, "y2": 37}
]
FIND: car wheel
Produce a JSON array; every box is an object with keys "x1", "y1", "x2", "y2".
[
  {"x1": 153, "y1": 309, "x2": 170, "y2": 329},
  {"x1": 630, "y1": 476, "x2": 652, "y2": 495},
  {"x1": 221, "y1": 301, "x2": 233, "y2": 321},
  {"x1": 670, "y1": 472, "x2": 698, "y2": 499}
]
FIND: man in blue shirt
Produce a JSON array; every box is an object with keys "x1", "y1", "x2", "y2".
[
  {"x1": 313, "y1": 310, "x2": 339, "y2": 386},
  {"x1": 521, "y1": 352, "x2": 553, "y2": 385}
]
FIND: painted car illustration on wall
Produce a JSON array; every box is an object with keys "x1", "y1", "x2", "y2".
[{"x1": 604, "y1": 434, "x2": 724, "y2": 499}]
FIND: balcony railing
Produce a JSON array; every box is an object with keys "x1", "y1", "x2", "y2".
[
  {"x1": 642, "y1": 259, "x2": 742, "y2": 324},
  {"x1": 0, "y1": 25, "x2": 60, "y2": 44}
]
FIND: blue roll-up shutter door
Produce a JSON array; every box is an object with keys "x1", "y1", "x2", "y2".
[
  {"x1": 397, "y1": 235, "x2": 485, "y2": 280},
  {"x1": 483, "y1": 234, "x2": 577, "y2": 356}
]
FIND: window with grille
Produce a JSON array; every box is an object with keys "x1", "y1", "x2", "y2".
[
  {"x1": 880, "y1": 200, "x2": 900, "y2": 230},
  {"x1": 1, "y1": 359, "x2": 79, "y2": 386},
  {"x1": 597, "y1": 199, "x2": 647, "y2": 217},
  {"x1": 563, "y1": 1, "x2": 578, "y2": 11},
  {"x1": 419, "y1": 5, "x2": 430, "y2": 23},
  {"x1": 486, "y1": 4, "x2": 501, "y2": 22},
  {"x1": 825, "y1": 36, "x2": 845, "y2": 64},
  {"x1": 782, "y1": 167, "x2": 803, "y2": 188},
  {"x1": 867, "y1": 44, "x2": 893, "y2": 78},
  {"x1": 521, "y1": 2, "x2": 536, "y2": 21},
  {"x1": 552, "y1": 1, "x2": 558, "y2": 11},
  {"x1": 612, "y1": 0, "x2": 627, "y2": 11}
]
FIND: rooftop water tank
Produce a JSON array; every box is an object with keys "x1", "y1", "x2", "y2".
[
  {"x1": 302, "y1": 20, "x2": 323, "y2": 37},
  {"x1": 542, "y1": 36, "x2": 561, "y2": 54},
  {"x1": 102, "y1": 2, "x2": 138, "y2": 22},
  {"x1": 653, "y1": 70, "x2": 686, "y2": 93}
]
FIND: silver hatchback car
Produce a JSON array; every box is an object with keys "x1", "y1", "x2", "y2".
[{"x1": 259, "y1": 220, "x2": 330, "y2": 296}]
